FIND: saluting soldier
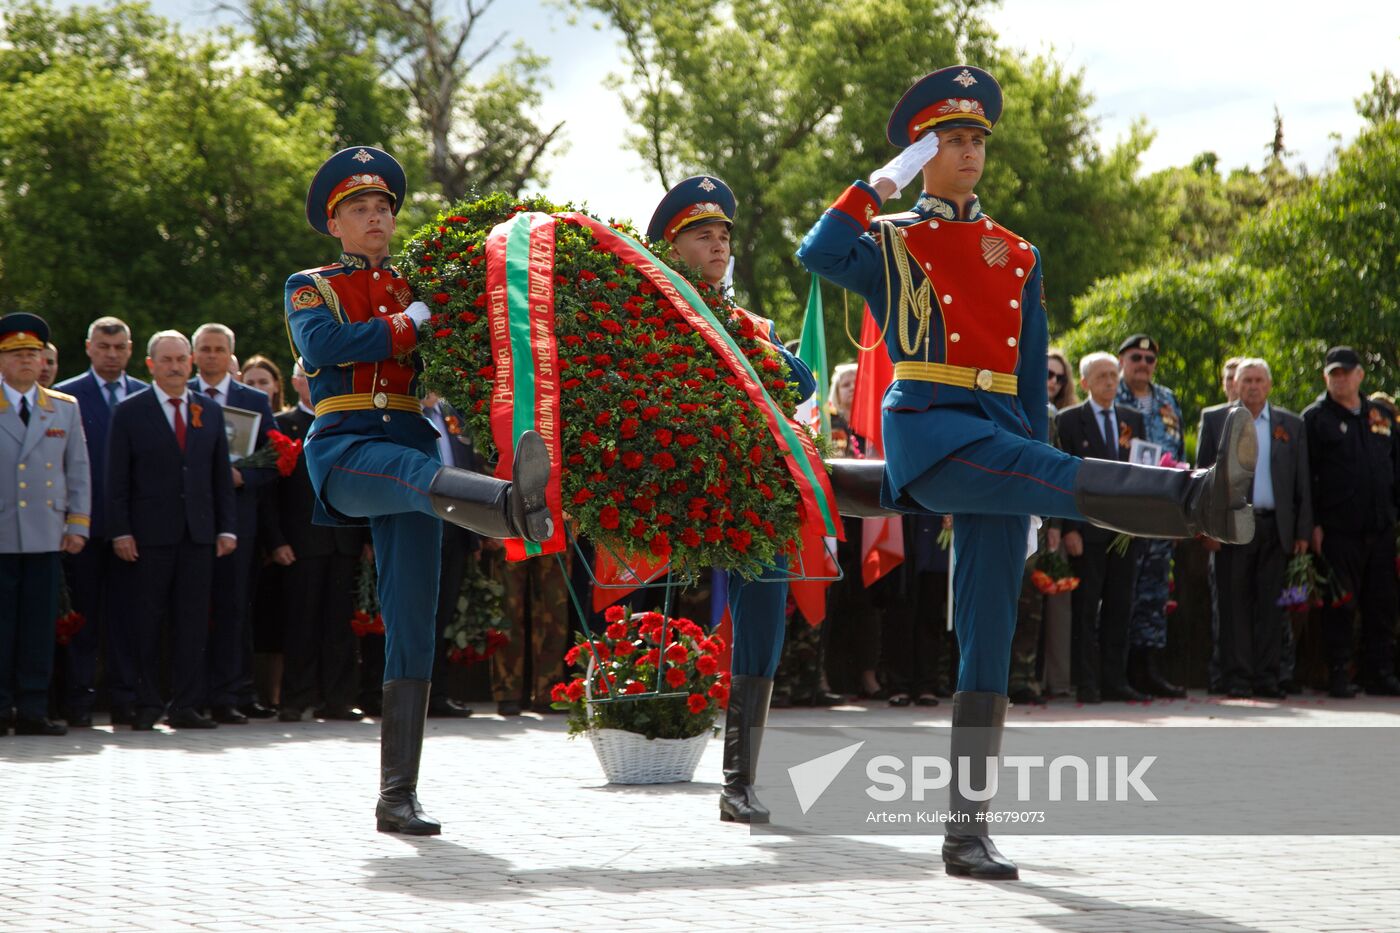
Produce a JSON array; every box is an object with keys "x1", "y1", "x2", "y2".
[
  {"x1": 647, "y1": 175, "x2": 819, "y2": 825},
  {"x1": 798, "y1": 65, "x2": 1257, "y2": 879},
  {"x1": 286, "y1": 146, "x2": 554, "y2": 836},
  {"x1": 0, "y1": 313, "x2": 90, "y2": 737}
]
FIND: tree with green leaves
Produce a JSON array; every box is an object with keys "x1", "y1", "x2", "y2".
[
  {"x1": 576, "y1": 0, "x2": 1165, "y2": 345},
  {"x1": 236, "y1": 0, "x2": 564, "y2": 202},
  {"x1": 0, "y1": 0, "x2": 330, "y2": 377}
]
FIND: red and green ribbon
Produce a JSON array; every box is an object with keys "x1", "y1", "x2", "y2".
[
  {"x1": 485, "y1": 211, "x2": 566, "y2": 559},
  {"x1": 556, "y1": 212, "x2": 840, "y2": 541}
]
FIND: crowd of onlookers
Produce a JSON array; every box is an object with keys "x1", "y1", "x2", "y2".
[{"x1": 4, "y1": 315, "x2": 1399, "y2": 737}]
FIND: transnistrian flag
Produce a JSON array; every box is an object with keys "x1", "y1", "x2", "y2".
[{"x1": 797, "y1": 274, "x2": 829, "y2": 436}]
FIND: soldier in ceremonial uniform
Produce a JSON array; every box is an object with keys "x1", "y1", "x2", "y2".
[
  {"x1": 647, "y1": 175, "x2": 821, "y2": 824},
  {"x1": 798, "y1": 65, "x2": 1257, "y2": 879},
  {"x1": 286, "y1": 146, "x2": 554, "y2": 836},
  {"x1": 0, "y1": 313, "x2": 90, "y2": 736}
]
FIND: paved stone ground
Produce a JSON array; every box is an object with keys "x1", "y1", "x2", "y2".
[{"x1": 3, "y1": 693, "x2": 1400, "y2": 932}]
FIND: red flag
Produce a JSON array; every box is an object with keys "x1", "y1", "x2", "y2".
[
  {"x1": 850, "y1": 305, "x2": 903, "y2": 585},
  {"x1": 591, "y1": 550, "x2": 667, "y2": 613},
  {"x1": 789, "y1": 522, "x2": 838, "y2": 627},
  {"x1": 849, "y1": 305, "x2": 893, "y2": 452}
]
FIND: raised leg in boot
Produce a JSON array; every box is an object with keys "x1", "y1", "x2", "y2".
[{"x1": 376, "y1": 679, "x2": 440, "y2": 835}]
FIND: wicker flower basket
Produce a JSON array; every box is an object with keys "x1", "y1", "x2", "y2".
[{"x1": 588, "y1": 728, "x2": 710, "y2": 785}]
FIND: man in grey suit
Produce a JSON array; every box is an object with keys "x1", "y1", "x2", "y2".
[
  {"x1": 1198, "y1": 358, "x2": 1311, "y2": 698},
  {"x1": 1198, "y1": 356, "x2": 1243, "y2": 693},
  {"x1": 0, "y1": 313, "x2": 91, "y2": 736}
]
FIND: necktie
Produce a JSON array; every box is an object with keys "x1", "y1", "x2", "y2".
[
  {"x1": 1101, "y1": 409, "x2": 1114, "y2": 450},
  {"x1": 105, "y1": 381, "x2": 121, "y2": 408},
  {"x1": 19, "y1": 396, "x2": 30, "y2": 426},
  {"x1": 207, "y1": 387, "x2": 219, "y2": 401},
  {"x1": 169, "y1": 397, "x2": 187, "y2": 451}
]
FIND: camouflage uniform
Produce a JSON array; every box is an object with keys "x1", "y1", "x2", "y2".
[
  {"x1": 491, "y1": 551, "x2": 570, "y2": 706},
  {"x1": 1116, "y1": 380, "x2": 1185, "y2": 650}
]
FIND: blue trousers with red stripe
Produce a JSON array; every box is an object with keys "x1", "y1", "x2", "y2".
[
  {"x1": 904, "y1": 432, "x2": 1083, "y2": 694},
  {"x1": 726, "y1": 556, "x2": 789, "y2": 678},
  {"x1": 322, "y1": 438, "x2": 443, "y2": 681}
]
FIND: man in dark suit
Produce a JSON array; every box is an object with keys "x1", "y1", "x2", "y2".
[
  {"x1": 1198, "y1": 358, "x2": 1312, "y2": 698},
  {"x1": 1198, "y1": 356, "x2": 1244, "y2": 693},
  {"x1": 1056, "y1": 352, "x2": 1148, "y2": 702},
  {"x1": 266, "y1": 364, "x2": 368, "y2": 722},
  {"x1": 422, "y1": 393, "x2": 478, "y2": 718},
  {"x1": 190, "y1": 322, "x2": 278, "y2": 723},
  {"x1": 108, "y1": 330, "x2": 237, "y2": 730},
  {"x1": 54, "y1": 316, "x2": 148, "y2": 726}
]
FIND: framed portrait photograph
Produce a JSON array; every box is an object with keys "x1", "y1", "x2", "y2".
[
  {"x1": 220, "y1": 404, "x2": 262, "y2": 461},
  {"x1": 1129, "y1": 438, "x2": 1163, "y2": 467}
]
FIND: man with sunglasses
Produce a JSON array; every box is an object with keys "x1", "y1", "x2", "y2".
[{"x1": 1115, "y1": 334, "x2": 1188, "y2": 698}]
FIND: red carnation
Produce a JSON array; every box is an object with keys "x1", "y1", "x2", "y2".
[
  {"x1": 708, "y1": 683, "x2": 730, "y2": 704},
  {"x1": 696, "y1": 654, "x2": 720, "y2": 676},
  {"x1": 654, "y1": 428, "x2": 673, "y2": 447},
  {"x1": 622, "y1": 451, "x2": 644, "y2": 470},
  {"x1": 665, "y1": 643, "x2": 688, "y2": 664},
  {"x1": 749, "y1": 447, "x2": 763, "y2": 465},
  {"x1": 599, "y1": 506, "x2": 621, "y2": 529},
  {"x1": 579, "y1": 430, "x2": 601, "y2": 447},
  {"x1": 615, "y1": 640, "x2": 636, "y2": 656},
  {"x1": 579, "y1": 270, "x2": 598, "y2": 281},
  {"x1": 649, "y1": 533, "x2": 671, "y2": 557},
  {"x1": 433, "y1": 327, "x2": 453, "y2": 338},
  {"x1": 651, "y1": 452, "x2": 676, "y2": 470},
  {"x1": 564, "y1": 679, "x2": 586, "y2": 702},
  {"x1": 642, "y1": 406, "x2": 661, "y2": 421},
  {"x1": 572, "y1": 488, "x2": 594, "y2": 505},
  {"x1": 551, "y1": 682, "x2": 570, "y2": 703},
  {"x1": 605, "y1": 605, "x2": 626, "y2": 623},
  {"x1": 623, "y1": 680, "x2": 647, "y2": 695},
  {"x1": 665, "y1": 667, "x2": 688, "y2": 688},
  {"x1": 687, "y1": 693, "x2": 709, "y2": 714},
  {"x1": 620, "y1": 418, "x2": 639, "y2": 439}
]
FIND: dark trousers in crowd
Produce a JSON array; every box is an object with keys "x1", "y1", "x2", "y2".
[
  {"x1": 1321, "y1": 527, "x2": 1398, "y2": 685},
  {"x1": 1216, "y1": 512, "x2": 1287, "y2": 692},
  {"x1": 129, "y1": 538, "x2": 213, "y2": 713},
  {"x1": 1010, "y1": 562, "x2": 1043, "y2": 698},
  {"x1": 1069, "y1": 537, "x2": 1138, "y2": 694},
  {"x1": 430, "y1": 525, "x2": 476, "y2": 704},
  {"x1": 280, "y1": 553, "x2": 359, "y2": 712},
  {"x1": 0, "y1": 553, "x2": 62, "y2": 720},
  {"x1": 825, "y1": 517, "x2": 883, "y2": 694},
  {"x1": 60, "y1": 541, "x2": 135, "y2": 716},
  {"x1": 883, "y1": 568, "x2": 951, "y2": 697},
  {"x1": 359, "y1": 634, "x2": 386, "y2": 715},
  {"x1": 206, "y1": 530, "x2": 259, "y2": 709}
]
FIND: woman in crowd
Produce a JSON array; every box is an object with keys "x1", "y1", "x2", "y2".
[{"x1": 241, "y1": 354, "x2": 285, "y2": 412}]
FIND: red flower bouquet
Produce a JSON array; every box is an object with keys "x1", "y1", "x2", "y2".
[
  {"x1": 551, "y1": 604, "x2": 728, "y2": 740},
  {"x1": 401, "y1": 193, "x2": 819, "y2": 580},
  {"x1": 238, "y1": 429, "x2": 303, "y2": 477},
  {"x1": 54, "y1": 583, "x2": 85, "y2": 645},
  {"x1": 349, "y1": 554, "x2": 385, "y2": 637}
]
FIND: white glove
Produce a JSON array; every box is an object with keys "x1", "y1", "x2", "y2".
[
  {"x1": 869, "y1": 132, "x2": 941, "y2": 200},
  {"x1": 1026, "y1": 516, "x2": 1043, "y2": 561},
  {"x1": 404, "y1": 300, "x2": 432, "y2": 327}
]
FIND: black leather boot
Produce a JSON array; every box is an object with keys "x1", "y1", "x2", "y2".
[
  {"x1": 428, "y1": 429, "x2": 553, "y2": 542},
  {"x1": 942, "y1": 691, "x2": 1018, "y2": 880},
  {"x1": 375, "y1": 679, "x2": 441, "y2": 835},
  {"x1": 1075, "y1": 406, "x2": 1256, "y2": 544},
  {"x1": 719, "y1": 675, "x2": 773, "y2": 824},
  {"x1": 826, "y1": 458, "x2": 899, "y2": 518},
  {"x1": 1143, "y1": 648, "x2": 1186, "y2": 698}
]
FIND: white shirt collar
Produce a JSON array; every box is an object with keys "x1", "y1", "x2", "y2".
[
  {"x1": 152, "y1": 382, "x2": 189, "y2": 407},
  {"x1": 198, "y1": 372, "x2": 233, "y2": 397},
  {"x1": 89, "y1": 368, "x2": 129, "y2": 389},
  {"x1": 2, "y1": 381, "x2": 38, "y2": 410},
  {"x1": 298, "y1": 401, "x2": 316, "y2": 416},
  {"x1": 1089, "y1": 398, "x2": 1115, "y2": 416},
  {"x1": 1251, "y1": 402, "x2": 1271, "y2": 424}
]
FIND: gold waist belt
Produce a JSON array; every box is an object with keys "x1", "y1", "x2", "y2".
[
  {"x1": 314, "y1": 392, "x2": 421, "y2": 417},
  {"x1": 893, "y1": 361, "x2": 1019, "y2": 395}
]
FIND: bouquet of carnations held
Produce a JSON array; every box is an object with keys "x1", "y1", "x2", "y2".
[
  {"x1": 54, "y1": 582, "x2": 85, "y2": 645},
  {"x1": 350, "y1": 554, "x2": 385, "y2": 637},
  {"x1": 551, "y1": 605, "x2": 729, "y2": 740},
  {"x1": 1031, "y1": 549, "x2": 1080, "y2": 594},
  {"x1": 236, "y1": 429, "x2": 302, "y2": 477}
]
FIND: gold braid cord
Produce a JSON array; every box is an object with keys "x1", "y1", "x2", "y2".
[{"x1": 842, "y1": 220, "x2": 935, "y2": 359}]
